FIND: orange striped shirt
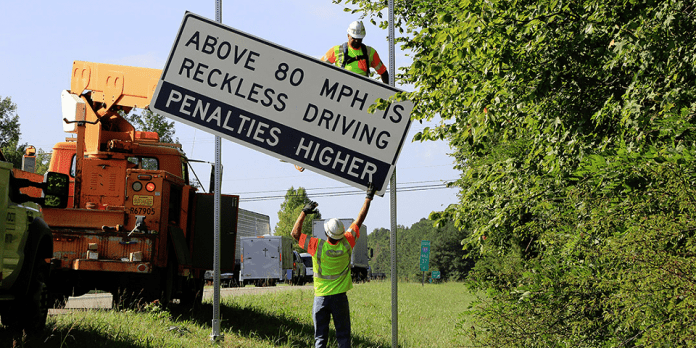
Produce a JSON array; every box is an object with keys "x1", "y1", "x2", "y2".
[
  {"x1": 299, "y1": 222, "x2": 360, "y2": 256},
  {"x1": 321, "y1": 45, "x2": 387, "y2": 77}
]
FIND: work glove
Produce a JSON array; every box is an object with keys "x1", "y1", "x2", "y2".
[
  {"x1": 366, "y1": 182, "x2": 376, "y2": 200},
  {"x1": 302, "y1": 201, "x2": 318, "y2": 215}
]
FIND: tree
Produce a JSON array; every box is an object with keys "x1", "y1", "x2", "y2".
[
  {"x1": 0, "y1": 139, "x2": 27, "y2": 170},
  {"x1": 122, "y1": 108, "x2": 178, "y2": 144},
  {"x1": 0, "y1": 96, "x2": 51, "y2": 173},
  {"x1": 367, "y1": 219, "x2": 474, "y2": 281},
  {"x1": 340, "y1": 0, "x2": 696, "y2": 346},
  {"x1": 0, "y1": 96, "x2": 28, "y2": 169},
  {"x1": 0, "y1": 96, "x2": 21, "y2": 149},
  {"x1": 366, "y1": 227, "x2": 390, "y2": 274},
  {"x1": 34, "y1": 148, "x2": 52, "y2": 175},
  {"x1": 274, "y1": 187, "x2": 321, "y2": 251}
]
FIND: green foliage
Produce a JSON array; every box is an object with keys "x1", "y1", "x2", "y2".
[
  {"x1": 122, "y1": 108, "x2": 178, "y2": 144},
  {"x1": 340, "y1": 0, "x2": 696, "y2": 346},
  {"x1": 368, "y1": 219, "x2": 474, "y2": 281},
  {"x1": 0, "y1": 139, "x2": 28, "y2": 169},
  {"x1": 366, "y1": 227, "x2": 391, "y2": 274},
  {"x1": 0, "y1": 96, "x2": 20, "y2": 149},
  {"x1": 2, "y1": 282, "x2": 476, "y2": 347},
  {"x1": 0, "y1": 96, "x2": 29, "y2": 169},
  {"x1": 34, "y1": 148, "x2": 52, "y2": 175},
  {"x1": 274, "y1": 187, "x2": 321, "y2": 251}
]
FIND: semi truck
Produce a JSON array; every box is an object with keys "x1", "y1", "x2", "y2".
[
  {"x1": 21, "y1": 61, "x2": 239, "y2": 307},
  {"x1": 0, "y1": 151, "x2": 69, "y2": 330},
  {"x1": 239, "y1": 235, "x2": 295, "y2": 286},
  {"x1": 312, "y1": 219, "x2": 371, "y2": 281}
]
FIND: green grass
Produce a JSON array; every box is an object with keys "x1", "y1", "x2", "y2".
[{"x1": 0, "y1": 282, "x2": 475, "y2": 347}]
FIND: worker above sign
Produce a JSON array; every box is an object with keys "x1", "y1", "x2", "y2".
[
  {"x1": 321, "y1": 21, "x2": 390, "y2": 84},
  {"x1": 151, "y1": 12, "x2": 413, "y2": 197},
  {"x1": 294, "y1": 20, "x2": 390, "y2": 176}
]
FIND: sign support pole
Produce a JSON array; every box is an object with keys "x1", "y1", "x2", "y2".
[
  {"x1": 211, "y1": 0, "x2": 224, "y2": 342},
  {"x1": 388, "y1": 1, "x2": 398, "y2": 347}
]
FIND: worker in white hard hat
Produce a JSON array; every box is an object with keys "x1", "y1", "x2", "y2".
[
  {"x1": 290, "y1": 21, "x2": 389, "y2": 174},
  {"x1": 291, "y1": 183, "x2": 376, "y2": 348},
  {"x1": 321, "y1": 20, "x2": 390, "y2": 84}
]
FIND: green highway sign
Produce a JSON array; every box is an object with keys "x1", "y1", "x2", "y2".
[
  {"x1": 420, "y1": 240, "x2": 430, "y2": 272},
  {"x1": 432, "y1": 271, "x2": 440, "y2": 279}
]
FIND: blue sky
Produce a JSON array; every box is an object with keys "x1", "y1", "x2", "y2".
[{"x1": 0, "y1": 0, "x2": 458, "y2": 233}]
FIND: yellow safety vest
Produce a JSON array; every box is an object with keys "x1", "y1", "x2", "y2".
[
  {"x1": 312, "y1": 238, "x2": 353, "y2": 296},
  {"x1": 330, "y1": 43, "x2": 376, "y2": 77}
]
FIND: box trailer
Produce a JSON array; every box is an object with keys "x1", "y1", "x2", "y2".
[{"x1": 239, "y1": 235, "x2": 293, "y2": 286}]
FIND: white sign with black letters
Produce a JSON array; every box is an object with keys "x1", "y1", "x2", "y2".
[{"x1": 151, "y1": 12, "x2": 413, "y2": 195}]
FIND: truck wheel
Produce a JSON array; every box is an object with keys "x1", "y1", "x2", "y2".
[
  {"x1": 161, "y1": 259, "x2": 176, "y2": 307},
  {"x1": 179, "y1": 278, "x2": 203, "y2": 309},
  {"x1": 1, "y1": 258, "x2": 49, "y2": 332}
]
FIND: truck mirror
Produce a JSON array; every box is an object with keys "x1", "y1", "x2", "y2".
[
  {"x1": 370, "y1": 248, "x2": 374, "y2": 258},
  {"x1": 43, "y1": 172, "x2": 69, "y2": 208}
]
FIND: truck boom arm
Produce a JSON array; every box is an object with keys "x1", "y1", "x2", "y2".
[{"x1": 70, "y1": 61, "x2": 162, "y2": 115}]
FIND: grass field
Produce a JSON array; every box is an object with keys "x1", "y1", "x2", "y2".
[{"x1": 0, "y1": 282, "x2": 475, "y2": 347}]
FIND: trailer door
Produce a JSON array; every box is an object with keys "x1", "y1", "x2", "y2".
[{"x1": 241, "y1": 237, "x2": 281, "y2": 280}]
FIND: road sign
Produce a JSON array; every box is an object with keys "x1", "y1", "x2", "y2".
[
  {"x1": 419, "y1": 240, "x2": 430, "y2": 272},
  {"x1": 151, "y1": 12, "x2": 414, "y2": 196},
  {"x1": 432, "y1": 271, "x2": 440, "y2": 279}
]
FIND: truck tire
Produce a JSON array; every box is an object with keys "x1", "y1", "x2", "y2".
[
  {"x1": 179, "y1": 278, "x2": 203, "y2": 309},
  {"x1": 0, "y1": 257, "x2": 49, "y2": 332},
  {"x1": 161, "y1": 257, "x2": 176, "y2": 307}
]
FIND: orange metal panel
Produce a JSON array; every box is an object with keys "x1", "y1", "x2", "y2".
[
  {"x1": 72, "y1": 259, "x2": 151, "y2": 273},
  {"x1": 43, "y1": 208, "x2": 124, "y2": 228},
  {"x1": 11, "y1": 169, "x2": 44, "y2": 198},
  {"x1": 82, "y1": 158, "x2": 127, "y2": 208},
  {"x1": 53, "y1": 231, "x2": 154, "y2": 271},
  {"x1": 71, "y1": 61, "x2": 161, "y2": 109}
]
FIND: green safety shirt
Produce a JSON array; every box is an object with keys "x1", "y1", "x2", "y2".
[{"x1": 298, "y1": 223, "x2": 359, "y2": 296}]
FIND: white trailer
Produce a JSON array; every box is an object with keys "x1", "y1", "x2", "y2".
[
  {"x1": 236, "y1": 209, "x2": 271, "y2": 259},
  {"x1": 239, "y1": 235, "x2": 294, "y2": 286},
  {"x1": 312, "y1": 219, "x2": 371, "y2": 281}
]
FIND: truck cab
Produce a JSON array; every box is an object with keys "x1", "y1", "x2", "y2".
[{"x1": 0, "y1": 154, "x2": 69, "y2": 331}]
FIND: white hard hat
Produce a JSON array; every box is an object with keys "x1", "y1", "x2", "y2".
[
  {"x1": 347, "y1": 21, "x2": 366, "y2": 39},
  {"x1": 324, "y1": 218, "x2": 345, "y2": 240}
]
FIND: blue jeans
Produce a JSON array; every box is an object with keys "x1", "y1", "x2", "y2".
[{"x1": 313, "y1": 292, "x2": 351, "y2": 348}]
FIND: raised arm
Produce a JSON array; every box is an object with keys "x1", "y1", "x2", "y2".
[
  {"x1": 292, "y1": 201, "x2": 318, "y2": 242},
  {"x1": 353, "y1": 183, "x2": 376, "y2": 228}
]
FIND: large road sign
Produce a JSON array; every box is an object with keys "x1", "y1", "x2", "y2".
[
  {"x1": 420, "y1": 240, "x2": 430, "y2": 272},
  {"x1": 151, "y1": 12, "x2": 413, "y2": 196}
]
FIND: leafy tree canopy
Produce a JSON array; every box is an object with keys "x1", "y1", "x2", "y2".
[
  {"x1": 368, "y1": 219, "x2": 474, "y2": 281},
  {"x1": 122, "y1": 108, "x2": 178, "y2": 144},
  {"x1": 339, "y1": 0, "x2": 696, "y2": 346},
  {"x1": 274, "y1": 187, "x2": 321, "y2": 251},
  {"x1": 0, "y1": 96, "x2": 20, "y2": 149}
]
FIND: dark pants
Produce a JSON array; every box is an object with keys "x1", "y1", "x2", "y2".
[{"x1": 313, "y1": 292, "x2": 351, "y2": 348}]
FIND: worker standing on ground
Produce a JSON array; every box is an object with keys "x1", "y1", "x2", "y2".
[
  {"x1": 291, "y1": 184, "x2": 376, "y2": 348},
  {"x1": 322, "y1": 20, "x2": 390, "y2": 84}
]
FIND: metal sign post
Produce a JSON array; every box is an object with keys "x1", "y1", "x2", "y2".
[
  {"x1": 388, "y1": 1, "x2": 398, "y2": 347},
  {"x1": 211, "y1": 0, "x2": 223, "y2": 343}
]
